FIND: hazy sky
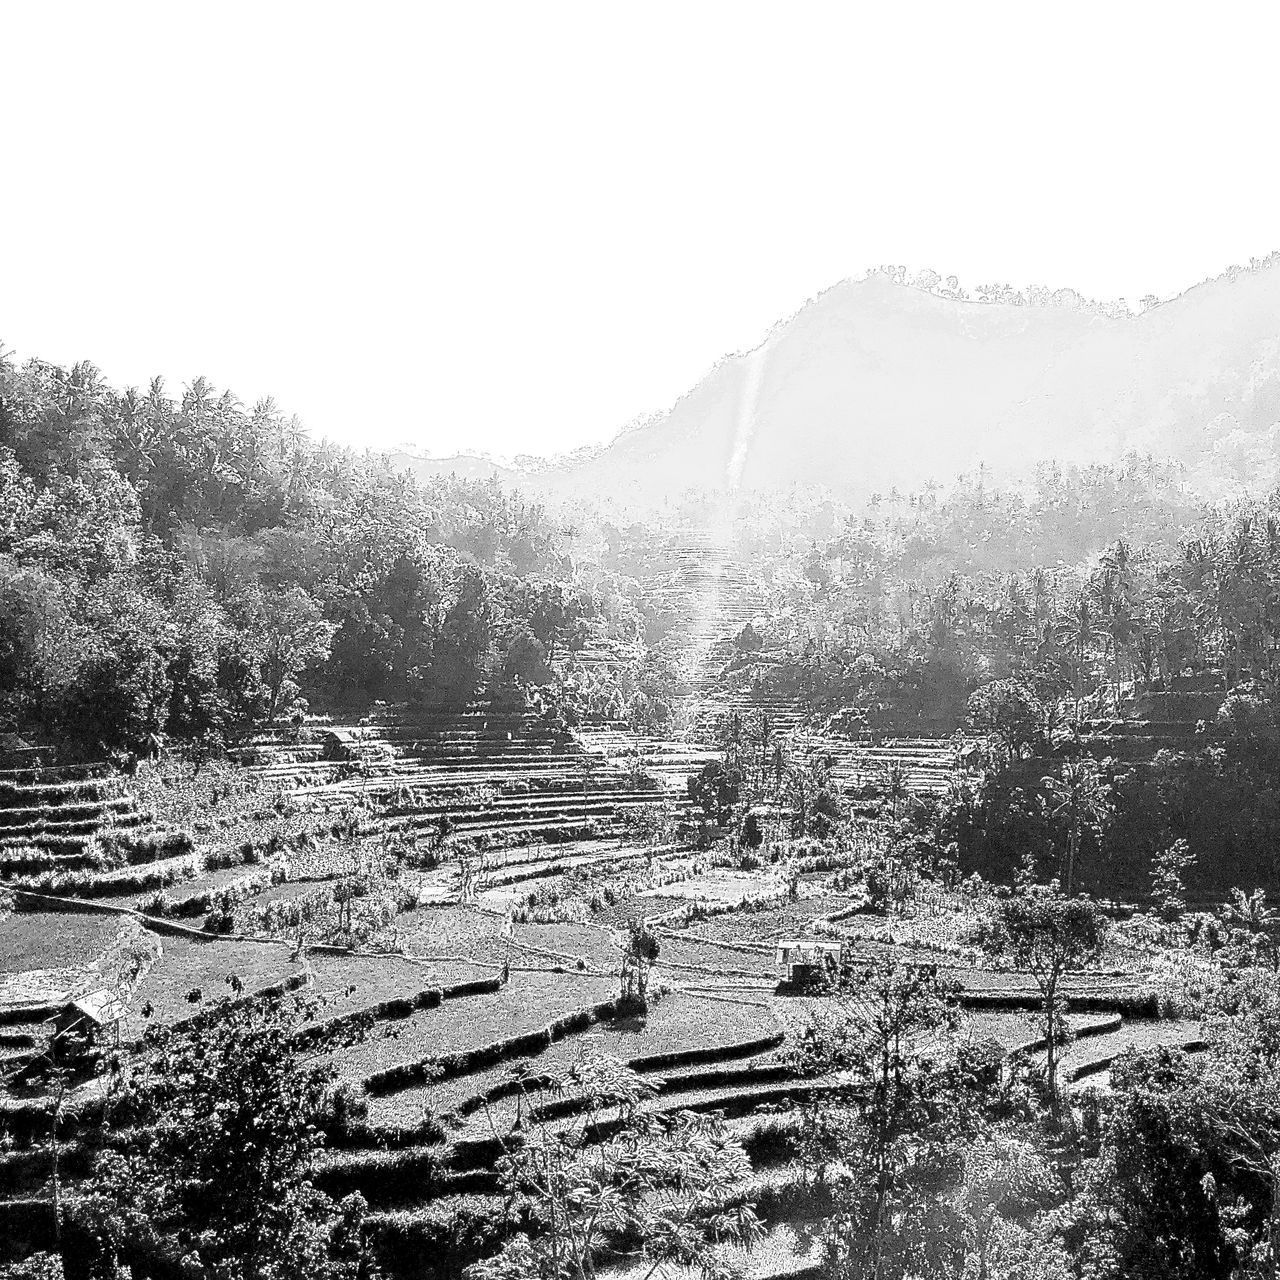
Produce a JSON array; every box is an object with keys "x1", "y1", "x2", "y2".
[{"x1": 3, "y1": 1, "x2": 1279, "y2": 461}]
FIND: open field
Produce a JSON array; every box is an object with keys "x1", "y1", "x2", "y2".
[{"x1": 0, "y1": 912, "x2": 125, "y2": 977}]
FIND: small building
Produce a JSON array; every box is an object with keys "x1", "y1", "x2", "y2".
[
  {"x1": 320, "y1": 728, "x2": 362, "y2": 761},
  {"x1": 50, "y1": 990, "x2": 125, "y2": 1054},
  {"x1": 774, "y1": 939, "x2": 844, "y2": 985}
]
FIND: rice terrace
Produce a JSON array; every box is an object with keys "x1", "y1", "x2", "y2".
[
  {"x1": 6, "y1": 323, "x2": 1279, "y2": 1277},
  {"x1": 7, "y1": 11, "x2": 1280, "y2": 1272}
]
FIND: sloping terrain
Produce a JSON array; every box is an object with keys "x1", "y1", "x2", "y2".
[{"x1": 526, "y1": 262, "x2": 1280, "y2": 505}]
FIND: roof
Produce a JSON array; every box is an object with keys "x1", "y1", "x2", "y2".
[
  {"x1": 322, "y1": 728, "x2": 361, "y2": 743},
  {"x1": 63, "y1": 989, "x2": 125, "y2": 1026},
  {"x1": 775, "y1": 940, "x2": 843, "y2": 960}
]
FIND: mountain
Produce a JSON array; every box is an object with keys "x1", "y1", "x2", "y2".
[{"x1": 529, "y1": 261, "x2": 1280, "y2": 506}]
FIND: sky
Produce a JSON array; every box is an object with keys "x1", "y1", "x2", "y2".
[{"x1": 3, "y1": 1, "x2": 1280, "y2": 462}]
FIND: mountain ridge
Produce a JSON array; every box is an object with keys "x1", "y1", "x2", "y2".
[{"x1": 397, "y1": 257, "x2": 1280, "y2": 507}]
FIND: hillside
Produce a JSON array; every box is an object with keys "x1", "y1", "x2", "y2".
[{"x1": 524, "y1": 262, "x2": 1280, "y2": 505}]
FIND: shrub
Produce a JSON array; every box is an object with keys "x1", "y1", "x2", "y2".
[{"x1": 140, "y1": 889, "x2": 172, "y2": 918}]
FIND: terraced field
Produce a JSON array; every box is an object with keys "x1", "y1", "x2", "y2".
[{"x1": 0, "y1": 531, "x2": 1199, "y2": 1277}]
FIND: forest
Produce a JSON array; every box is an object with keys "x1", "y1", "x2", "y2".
[{"x1": 0, "y1": 351, "x2": 635, "y2": 761}]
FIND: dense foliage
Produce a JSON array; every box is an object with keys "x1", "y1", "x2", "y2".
[
  {"x1": 0, "y1": 352, "x2": 636, "y2": 758},
  {"x1": 68, "y1": 989, "x2": 374, "y2": 1280}
]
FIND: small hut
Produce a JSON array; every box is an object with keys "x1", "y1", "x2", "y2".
[
  {"x1": 774, "y1": 940, "x2": 844, "y2": 985},
  {"x1": 50, "y1": 990, "x2": 125, "y2": 1055},
  {"x1": 320, "y1": 728, "x2": 362, "y2": 762}
]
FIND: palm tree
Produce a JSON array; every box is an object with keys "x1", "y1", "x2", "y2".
[
  {"x1": 1222, "y1": 888, "x2": 1280, "y2": 969},
  {"x1": 1094, "y1": 541, "x2": 1138, "y2": 713},
  {"x1": 1042, "y1": 759, "x2": 1113, "y2": 895},
  {"x1": 885, "y1": 759, "x2": 908, "y2": 822},
  {"x1": 1053, "y1": 592, "x2": 1104, "y2": 724},
  {"x1": 1222, "y1": 886, "x2": 1278, "y2": 932},
  {"x1": 182, "y1": 376, "x2": 216, "y2": 421}
]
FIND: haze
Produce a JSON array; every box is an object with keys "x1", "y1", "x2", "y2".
[{"x1": 3, "y1": 0, "x2": 1279, "y2": 462}]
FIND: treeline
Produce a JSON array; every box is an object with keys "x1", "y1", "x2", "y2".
[
  {"x1": 725, "y1": 464, "x2": 1280, "y2": 731},
  {"x1": 723, "y1": 467, "x2": 1280, "y2": 889},
  {"x1": 0, "y1": 352, "x2": 635, "y2": 759}
]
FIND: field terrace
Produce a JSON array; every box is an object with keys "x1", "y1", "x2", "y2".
[
  {"x1": 0, "y1": 535, "x2": 1189, "y2": 1278},
  {"x1": 0, "y1": 815, "x2": 1193, "y2": 1276}
]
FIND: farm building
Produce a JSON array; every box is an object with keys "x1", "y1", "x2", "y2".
[
  {"x1": 774, "y1": 939, "x2": 844, "y2": 984},
  {"x1": 50, "y1": 990, "x2": 125, "y2": 1053},
  {"x1": 320, "y1": 728, "x2": 363, "y2": 761}
]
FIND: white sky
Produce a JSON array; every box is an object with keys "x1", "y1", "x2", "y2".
[{"x1": 3, "y1": 1, "x2": 1279, "y2": 461}]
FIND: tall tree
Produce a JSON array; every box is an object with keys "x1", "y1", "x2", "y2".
[{"x1": 979, "y1": 882, "x2": 1108, "y2": 1116}]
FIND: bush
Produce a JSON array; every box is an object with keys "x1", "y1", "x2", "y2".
[{"x1": 140, "y1": 889, "x2": 171, "y2": 917}]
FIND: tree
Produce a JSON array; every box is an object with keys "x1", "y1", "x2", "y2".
[
  {"x1": 1094, "y1": 540, "x2": 1139, "y2": 712},
  {"x1": 979, "y1": 883, "x2": 1108, "y2": 1115},
  {"x1": 1054, "y1": 592, "x2": 1104, "y2": 723},
  {"x1": 73, "y1": 987, "x2": 375, "y2": 1280},
  {"x1": 687, "y1": 758, "x2": 740, "y2": 832},
  {"x1": 966, "y1": 679, "x2": 1043, "y2": 765},
  {"x1": 733, "y1": 621, "x2": 764, "y2": 654},
  {"x1": 61, "y1": 628, "x2": 171, "y2": 757},
  {"x1": 1150, "y1": 838, "x2": 1196, "y2": 923},
  {"x1": 1041, "y1": 758, "x2": 1113, "y2": 895},
  {"x1": 739, "y1": 810, "x2": 764, "y2": 852},
  {"x1": 784, "y1": 750, "x2": 843, "y2": 835},
  {"x1": 429, "y1": 566, "x2": 496, "y2": 699},
  {"x1": 1073, "y1": 976, "x2": 1280, "y2": 1280},
  {"x1": 469, "y1": 1048, "x2": 762, "y2": 1280},
  {"x1": 785, "y1": 960, "x2": 979, "y2": 1280},
  {"x1": 254, "y1": 586, "x2": 334, "y2": 723},
  {"x1": 1072, "y1": 1047, "x2": 1244, "y2": 1280},
  {"x1": 882, "y1": 759, "x2": 908, "y2": 824},
  {"x1": 1220, "y1": 887, "x2": 1280, "y2": 971},
  {"x1": 522, "y1": 581, "x2": 590, "y2": 667},
  {"x1": 502, "y1": 625, "x2": 551, "y2": 685},
  {"x1": 618, "y1": 918, "x2": 661, "y2": 1010}
]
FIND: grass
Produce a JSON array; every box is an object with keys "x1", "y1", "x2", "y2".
[
  {"x1": 667, "y1": 895, "x2": 857, "y2": 945},
  {"x1": 394, "y1": 905, "x2": 509, "y2": 961},
  {"x1": 0, "y1": 911, "x2": 125, "y2": 976},
  {"x1": 319, "y1": 970, "x2": 617, "y2": 1088},
  {"x1": 124, "y1": 932, "x2": 303, "y2": 1038},
  {"x1": 304, "y1": 950, "x2": 494, "y2": 1016}
]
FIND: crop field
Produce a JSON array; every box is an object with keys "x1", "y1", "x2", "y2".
[
  {"x1": 664, "y1": 894, "x2": 859, "y2": 944},
  {"x1": 643, "y1": 869, "x2": 782, "y2": 905},
  {"x1": 0, "y1": 668, "x2": 1197, "y2": 1280},
  {"x1": 0, "y1": 911, "x2": 125, "y2": 977},
  {"x1": 123, "y1": 932, "x2": 304, "y2": 1037},
  {"x1": 320, "y1": 970, "x2": 618, "y2": 1082},
  {"x1": 1056, "y1": 1017, "x2": 1204, "y2": 1077}
]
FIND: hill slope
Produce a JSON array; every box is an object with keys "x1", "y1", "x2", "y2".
[{"x1": 530, "y1": 263, "x2": 1280, "y2": 505}]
